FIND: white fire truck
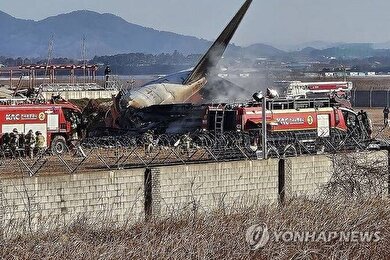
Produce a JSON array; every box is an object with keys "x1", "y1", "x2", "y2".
[{"x1": 286, "y1": 81, "x2": 353, "y2": 98}]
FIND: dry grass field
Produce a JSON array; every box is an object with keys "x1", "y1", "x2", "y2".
[{"x1": 0, "y1": 197, "x2": 388, "y2": 259}]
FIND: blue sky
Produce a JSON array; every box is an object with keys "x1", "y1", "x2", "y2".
[{"x1": 2, "y1": 0, "x2": 390, "y2": 47}]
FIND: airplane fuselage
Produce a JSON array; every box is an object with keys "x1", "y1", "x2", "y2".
[{"x1": 119, "y1": 71, "x2": 207, "y2": 109}]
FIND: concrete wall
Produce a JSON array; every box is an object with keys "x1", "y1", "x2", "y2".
[
  {"x1": 0, "y1": 169, "x2": 144, "y2": 235},
  {"x1": 0, "y1": 151, "x2": 387, "y2": 235},
  {"x1": 287, "y1": 155, "x2": 333, "y2": 196},
  {"x1": 286, "y1": 151, "x2": 388, "y2": 197},
  {"x1": 150, "y1": 160, "x2": 279, "y2": 216}
]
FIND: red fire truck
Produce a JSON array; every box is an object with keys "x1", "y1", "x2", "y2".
[
  {"x1": 0, "y1": 98, "x2": 82, "y2": 154},
  {"x1": 203, "y1": 97, "x2": 372, "y2": 154}
]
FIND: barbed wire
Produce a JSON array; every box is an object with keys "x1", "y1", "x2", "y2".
[
  {"x1": 321, "y1": 152, "x2": 388, "y2": 199},
  {"x1": 0, "y1": 130, "x2": 382, "y2": 177}
]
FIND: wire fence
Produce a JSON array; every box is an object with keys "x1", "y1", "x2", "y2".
[{"x1": 0, "y1": 130, "x2": 385, "y2": 177}]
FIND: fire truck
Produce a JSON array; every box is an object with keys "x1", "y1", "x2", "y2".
[
  {"x1": 285, "y1": 81, "x2": 353, "y2": 99},
  {"x1": 0, "y1": 98, "x2": 82, "y2": 154},
  {"x1": 203, "y1": 97, "x2": 372, "y2": 154}
]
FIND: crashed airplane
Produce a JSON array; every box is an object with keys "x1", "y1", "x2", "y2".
[{"x1": 108, "y1": 0, "x2": 252, "y2": 128}]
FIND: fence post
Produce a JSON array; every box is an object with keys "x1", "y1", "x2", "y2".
[
  {"x1": 262, "y1": 96, "x2": 267, "y2": 160},
  {"x1": 387, "y1": 149, "x2": 390, "y2": 196},
  {"x1": 278, "y1": 159, "x2": 285, "y2": 205},
  {"x1": 144, "y1": 168, "x2": 152, "y2": 220},
  {"x1": 144, "y1": 167, "x2": 161, "y2": 220}
]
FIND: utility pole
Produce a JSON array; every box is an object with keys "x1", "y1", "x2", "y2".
[{"x1": 262, "y1": 96, "x2": 268, "y2": 159}]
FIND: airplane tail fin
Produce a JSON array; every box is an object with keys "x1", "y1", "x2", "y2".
[{"x1": 183, "y1": 0, "x2": 253, "y2": 85}]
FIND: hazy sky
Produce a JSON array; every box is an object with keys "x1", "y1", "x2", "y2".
[{"x1": 2, "y1": 0, "x2": 390, "y2": 47}]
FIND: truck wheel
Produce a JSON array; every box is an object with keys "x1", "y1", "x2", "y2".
[{"x1": 51, "y1": 136, "x2": 68, "y2": 155}]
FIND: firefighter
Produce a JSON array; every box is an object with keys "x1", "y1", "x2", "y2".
[
  {"x1": 35, "y1": 131, "x2": 46, "y2": 155},
  {"x1": 142, "y1": 130, "x2": 154, "y2": 155},
  {"x1": 19, "y1": 133, "x2": 25, "y2": 152},
  {"x1": 356, "y1": 110, "x2": 364, "y2": 128},
  {"x1": 1, "y1": 133, "x2": 10, "y2": 151},
  {"x1": 384, "y1": 106, "x2": 389, "y2": 126},
  {"x1": 70, "y1": 112, "x2": 80, "y2": 140},
  {"x1": 104, "y1": 65, "x2": 111, "y2": 88},
  {"x1": 9, "y1": 128, "x2": 19, "y2": 157},
  {"x1": 25, "y1": 129, "x2": 35, "y2": 159},
  {"x1": 180, "y1": 133, "x2": 192, "y2": 156},
  {"x1": 68, "y1": 112, "x2": 85, "y2": 157}
]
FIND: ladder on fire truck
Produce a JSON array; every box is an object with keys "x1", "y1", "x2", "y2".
[
  {"x1": 212, "y1": 104, "x2": 227, "y2": 135},
  {"x1": 215, "y1": 110, "x2": 224, "y2": 134}
]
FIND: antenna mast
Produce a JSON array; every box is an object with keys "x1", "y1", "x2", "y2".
[
  {"x1": 45, "y1": 35, "x2": 54, "y2": 83},
  {"x1": 81, "y1": 35, "x2": 87, "y2": 84}
]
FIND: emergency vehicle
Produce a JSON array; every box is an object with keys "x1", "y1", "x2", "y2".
[
  {"x1": 0, "y1": 98, "x2": 82, "y2": 154},
  {"x1": 285, "y1": 81, "x2": 353, "y2": 98},
  {"x1": 203, "y1": 97, "x2": 371, "y2": 154}
]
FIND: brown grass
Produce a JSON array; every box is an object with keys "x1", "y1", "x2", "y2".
[{"x1": 0, "y1": 196, "x2": 388, "y2": 259}]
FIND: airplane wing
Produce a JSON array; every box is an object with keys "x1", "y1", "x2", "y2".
[{"x1": 183, "y1": 0, "x2": 253, "y2": 85}]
